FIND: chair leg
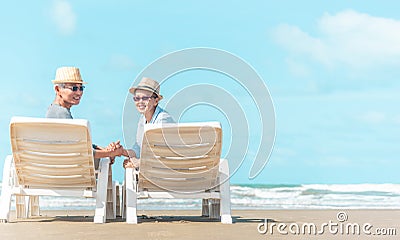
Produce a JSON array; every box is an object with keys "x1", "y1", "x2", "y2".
[
  {"x1": 208, "y1": 199, "x2": 221, "y2": 219},
  {"x1": 125, "y1": 168, "x2": 137, "y2": 224},
  {"x1": 112, "y1": 181, "x2": 117, "y2": 219},
  {"x1": 15, "y1": 195, "x2": 28, "y2": 219},
  {"x1": 121, "y1": 181, "x2": 126, "y2": 219},
  {"x1": 106, "y1": 165, "x2": 116, "y2": 220},
  {"x1": 201, "y1": 199, "x2": 209, "y2": 217},
  {"x1": 29, "y1": 196, "x2": 40, "y2": 217},
  {"x1": 115, "y1": 182, "x2": 121, "y2": 217},
  {"x1": 94, "y1": 158, "x2": 109, "y2": 223},
  {"x1": 219, "y1": 159, "x2": 232, "y2": 224},
  {"x1": 0, "y1": 155, "x2": 13, "y2": 223}
]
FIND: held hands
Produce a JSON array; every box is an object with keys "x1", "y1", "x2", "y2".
[
  {"x1": 123, "y1": 157, "x2": 140, "y2": 169},
  {"x1": 104, "y1": 140, "x2": 138, "y2": 168},
  {"x1": 106, "y1": 140, "x2": 130, "y2": 159}
]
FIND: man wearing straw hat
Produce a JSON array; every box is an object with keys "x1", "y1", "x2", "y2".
[
  {"x1": 47, "y1": 66, "x2": 127, "y2": 160},
  {"x1": 123, "y1": 77, "x2": 174, "y2": 168}
]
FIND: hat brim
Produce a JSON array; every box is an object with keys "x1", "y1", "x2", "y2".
[
  {"x1": 52, "y1": 80, "x2": 88, "y2": 84},
  {"x1": 129, "y1": 86, "x2": 163, "y2": 100}
]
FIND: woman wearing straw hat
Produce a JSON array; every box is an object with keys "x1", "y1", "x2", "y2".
[
  {"x1": 46, "y1": 66, "x2": 127, "y2": 160},
  {"x1": 123, "y1": 77, "x2": 174, "y2": 168}
]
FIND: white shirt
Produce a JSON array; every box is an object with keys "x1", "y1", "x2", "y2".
[{"x1": 132, "y1": 105, "x2": 174, "y2": 158}]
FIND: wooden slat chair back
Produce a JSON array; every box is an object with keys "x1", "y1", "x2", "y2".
[
  {"x1": 10, "y1": 118, "x2": 96, "y2": 189},
  {"x1": 0, "y1": 117, "x2": 111, "y2": 223},
  {"x1": 139, "y1": 122, "x2": 222, "y2": 193}
]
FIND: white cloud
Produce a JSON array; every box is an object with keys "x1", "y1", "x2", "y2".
[
  {"x1": 274, "y1": 24, "x2": 330, "y2": 66},
  {"x1": 51, "y1": 0, "x2": 76, "y2": 35},
  {"x1": 273, "y1": 10, "x2": 400, "y2": 69}
]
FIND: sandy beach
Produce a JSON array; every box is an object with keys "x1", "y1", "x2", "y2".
[{"x1": 0, "y1": 209, "x2": 399, "y2": 239}]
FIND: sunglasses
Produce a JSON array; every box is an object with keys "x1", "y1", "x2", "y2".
[
  {"x1": 63, "y1": 86, "x2": 85, "y2": 92},
  {"x1": 133, "y1": 96, "x2": 156, "y2": 102}
]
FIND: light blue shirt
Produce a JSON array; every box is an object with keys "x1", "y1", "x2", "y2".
[{"x1": 132, "y1": 105, "x2": 174, "y2": 158}]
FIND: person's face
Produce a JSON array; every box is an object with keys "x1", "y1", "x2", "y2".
[
  {"x1": 56, "y1": 83, "x2": 84, "y2": 107},
  {"x1": 133, "y1": 89, "x2": 159, "y2": 114}
]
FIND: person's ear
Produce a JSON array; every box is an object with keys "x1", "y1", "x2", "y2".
[{"x1": 54, "y1": 85, "x2": 62, "y2": 95}]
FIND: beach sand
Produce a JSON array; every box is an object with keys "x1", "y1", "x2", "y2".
[{"x1": 0, "y1": 209, "x2": 399, "y2": 239}]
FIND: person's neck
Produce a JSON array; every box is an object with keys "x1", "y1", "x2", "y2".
[
  {"x1": 144, "y1": 107, "x2": 156, "y2": 123},
  {"x1": 54, "y1": 98, "x2": 72, "y2": 109}
]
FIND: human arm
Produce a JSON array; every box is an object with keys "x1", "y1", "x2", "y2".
[{"x1": 93, "y1": 140, "x2": 128, "y2": 160}]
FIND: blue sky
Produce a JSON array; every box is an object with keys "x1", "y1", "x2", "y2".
[{"x1": 1, "y1": 0, "x2": 399, "y2": 184}]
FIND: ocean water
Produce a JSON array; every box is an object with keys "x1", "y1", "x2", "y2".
[{"x1": 1, "y1": 183, "x2": 399, "y2": 210}]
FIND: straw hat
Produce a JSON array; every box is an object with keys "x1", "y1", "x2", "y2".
[
  {"x1": 52, "y1": 67, "x2": 87, "y2": 84},
  {"x1": 129, "y1": 77, "x2": 163, "y2": 100}
]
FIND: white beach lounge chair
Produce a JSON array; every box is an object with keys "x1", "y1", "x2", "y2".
[
  {"x1": 0, "y1": 117, "x2": 113, "y2": 223},
  {"x1": 124, "y1": 122, "x2": 232, "y2": 224}
]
